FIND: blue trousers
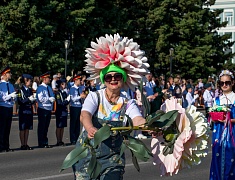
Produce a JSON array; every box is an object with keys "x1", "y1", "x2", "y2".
[
  {"x1": 70, "y1": 106, "x2": 82, "y2": 143},
  {"x1": 37, "y1": 108, "x2": 51, "y2": 146},
  {"x1": 0, "y1": 106, "x2": 13, "y2": 150}
]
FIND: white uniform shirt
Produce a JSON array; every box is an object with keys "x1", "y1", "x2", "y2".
[
  {"x1": 186, "y1": 92, "x2": 195, "y2": 108},
  {"x1": 203, "y1": 89, "x2": 214, "y2": 107}
]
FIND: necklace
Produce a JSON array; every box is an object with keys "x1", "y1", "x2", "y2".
[{"x1": 105, "y1": 89, "x2": 120, "y2": 105}]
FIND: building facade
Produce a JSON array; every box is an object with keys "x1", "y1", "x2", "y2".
[{"x1": 210, "y1": 0, "x2": 235, "y2": 63}]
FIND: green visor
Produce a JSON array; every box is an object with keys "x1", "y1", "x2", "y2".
[{"x1": 100, "y1": 63, "x2": 127, "y2": 84}]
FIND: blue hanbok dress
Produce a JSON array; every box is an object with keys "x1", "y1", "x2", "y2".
[{"x1": 210, "y1": 92, "x2": 235, "y2": 180}]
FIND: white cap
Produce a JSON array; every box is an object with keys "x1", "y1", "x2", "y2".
[{"x1": 53, "y1": 75, "x2": 58, "y2": 79}]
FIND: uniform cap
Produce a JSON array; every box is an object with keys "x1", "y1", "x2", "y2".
[
  {"x1": 73, "y1": 74, "x2": 82, "y2": 81},
  {"x1": 40, "y1": 72, "x2": 51, "y2": 78},
  {"x1": 186, "y1": 84, "x2": 192, "y2": 90},
  {"x1": 22, "y1": 74, "x2": 33, "y2": 79},
  {"x1": 56, "y1": 78, "x2": 66, "y2": 87},
  {"x1": 204, "y1": 83, "x2": 211, "y2": 89},
  {"x1": 0, "y1": 65, "x2": 11, "y2": 75}
]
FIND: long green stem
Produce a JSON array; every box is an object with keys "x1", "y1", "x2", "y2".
[{"x1": 111, "y1": 126, "x2": 160, "y2": 131}]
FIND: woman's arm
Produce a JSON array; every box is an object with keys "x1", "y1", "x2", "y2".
[
  {"x1": 132, "y1": 116, "x2": 146, "y2": 126},
  {"x1": 80, "y1": 110, "x2": 97, "y2": 139}
]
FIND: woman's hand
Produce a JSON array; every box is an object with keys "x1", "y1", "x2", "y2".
[
  {"x1": 87, "y1": 126, "x2": 98, "y2": 139},
  {"x1": 80, "y1": 111, "x2": 97, "y2": 138},
  {"x1": 80, "y1": 92, "x2": 87, "y2": 99}
]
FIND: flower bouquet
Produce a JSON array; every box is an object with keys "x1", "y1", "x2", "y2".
[
  {"x1": 208, "y1": 105, "x2": 230, "y2": 121},
  {"x1": 151, "y1": 98, "x2": 209, "y2": 176}
]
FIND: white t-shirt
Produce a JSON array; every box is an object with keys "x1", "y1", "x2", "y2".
[
  {"x1": 82, "y1": 89, "x2": 142, "y2": 125},
  {"x1": 51, "y1": 80, "x2": 57, "y2": 89},
  {"x1": 32, "y1": 82, "x2": 38, "y2": 91}
]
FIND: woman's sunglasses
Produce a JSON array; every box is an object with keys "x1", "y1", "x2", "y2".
[
  {"x1": 219, "y1": 81, "x2": 232, "y2": 87},
  {"x1": 104, "y1": 73, "x2": 123, "y2": 82}
]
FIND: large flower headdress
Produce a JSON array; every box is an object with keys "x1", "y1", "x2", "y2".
[{"x1": 84, "y1": 33, "x2": 150, "y2": 91}]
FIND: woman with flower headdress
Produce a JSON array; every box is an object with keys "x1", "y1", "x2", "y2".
[
  {"x1": 210, "y1": 69, "x2": 235, "y2": 180},
  {"x1": 72, "y1": 34, "x2": 149, "y2": 179}
]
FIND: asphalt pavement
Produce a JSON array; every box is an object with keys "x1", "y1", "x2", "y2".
[{"x1": 0, "y1": 108, "x2": 212, "y2": 180}]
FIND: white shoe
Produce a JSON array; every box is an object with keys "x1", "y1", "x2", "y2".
[
  {"x1": 135, "y1": 136, "x2": 139, "y2": 139},
  {"x1": 138, "y1": 134, "x2": 147, "y2": 139}
]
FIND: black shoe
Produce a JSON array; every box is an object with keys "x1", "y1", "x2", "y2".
[
  {"x1": 38, "y1": 145, "x2": 51, "y2": 148},
  {"x1": 6, "y1": 148, "x2": 14, "y2": 152},
  {"x1": 21, "y1": 145, "x2": 27, "y2": 150},
  {"x1": 59, "y1": 142, "x2": 65, "y2": 146},
  {"x1": 0, "y1": 149, "x2": 5, "y2": 153},
  {"x1": 44, "y1": 145, "x2": 52, "y2": 148},
  {"x1": 71, "y1": 142, "x2": 76, "y2": 145},
  {"x1": 26, "y1": 145, "x2": 33, "y2": 150},
  {"x1": 56, "y1": 142, "x2": 65, "y2": 146}
]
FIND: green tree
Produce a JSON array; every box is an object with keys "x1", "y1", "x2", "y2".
[
  {"x1": 116, "y1": 0, "x2": 235, "y2": 79},
  {"x1": 0, "y1": 0, "x2": 95, "y2": 79}
]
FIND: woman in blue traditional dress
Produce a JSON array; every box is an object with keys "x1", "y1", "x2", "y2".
[{"x1": 210, "y1": 70, "x2": 235, "y2": 180}]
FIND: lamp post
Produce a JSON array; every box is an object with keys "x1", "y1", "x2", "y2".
[
  {"x1": 169, "y1": 48, "x2": 174, "y2": 76},
  {"x1": 64, "y1": 40, "x2": 70, "y2": 78}
]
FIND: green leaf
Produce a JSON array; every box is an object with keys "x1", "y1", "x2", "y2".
[
  {"x1": 131, "y1": 151, "x2": 140, "y2": 172},
  {"x1": 93, "y1": 124, "x2": 111, "y2": 148},
  {"x1": 60, "y1": 146, "x2": 88, "y2": 172},
  {"x1": 146, "y1": 110, "x2": 165, "y2": 126},
  {"x1": 163, "y1": 146, "x2": 172, "y2": 156},
  {"x1": 165, "y1": 133, "x2": 178, "y2": 142},
  {"x1": 115, "y1": 142, "x2": 127, "y2": 163},
  {"x1": 88, "y1": 155, "x2": 102, "y2": 179},
  {"x1": 152, "y1": 110, "x2": 178, "y2": 128},
  {"x1": 128, "y1": 136, "x2": 152, "y2": 157},
  {"x1": 126, "y1": 143, "x2": 151, "y2": 162}
]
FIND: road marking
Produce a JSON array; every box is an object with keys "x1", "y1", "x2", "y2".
[
  {"x1": 25, "y1": 152, "x2": 212, "y2": 180},
  {"x1": 25, "y1": 162, "x2": 151, "y2": 180}
]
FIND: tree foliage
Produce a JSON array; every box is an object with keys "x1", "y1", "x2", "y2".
[{"x1": 0, "y1": 0, "x2": 234, "y2": 81}]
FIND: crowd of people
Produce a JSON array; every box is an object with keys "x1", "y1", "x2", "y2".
[
  {"x1": 0, "y1": 64, "x2": 221, "y2": 152},
  {"x1": 0, "y1": 66, "x2": 92, "y2": 151}
]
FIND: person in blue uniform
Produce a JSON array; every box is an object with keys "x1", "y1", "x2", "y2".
[
  {"x1": 36, "y1": 72, "x2": 55, "y2": 148},
  {"x1": 55, "y1": 78, "x2": 70, "y2": 146},
  {"x1": 0, "y1": 66, "x2": 17, "y2": 152},
  {"x1": 17, "y1": 74, "x2": 36, "y2": 150},
  {"x1": 69, "y1": 74, "x2": 87, "y2": 145}
]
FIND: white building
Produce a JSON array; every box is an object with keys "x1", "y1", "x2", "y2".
[{"x1": 209, "y1": 0, "x2": 235, "y2": 63}]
